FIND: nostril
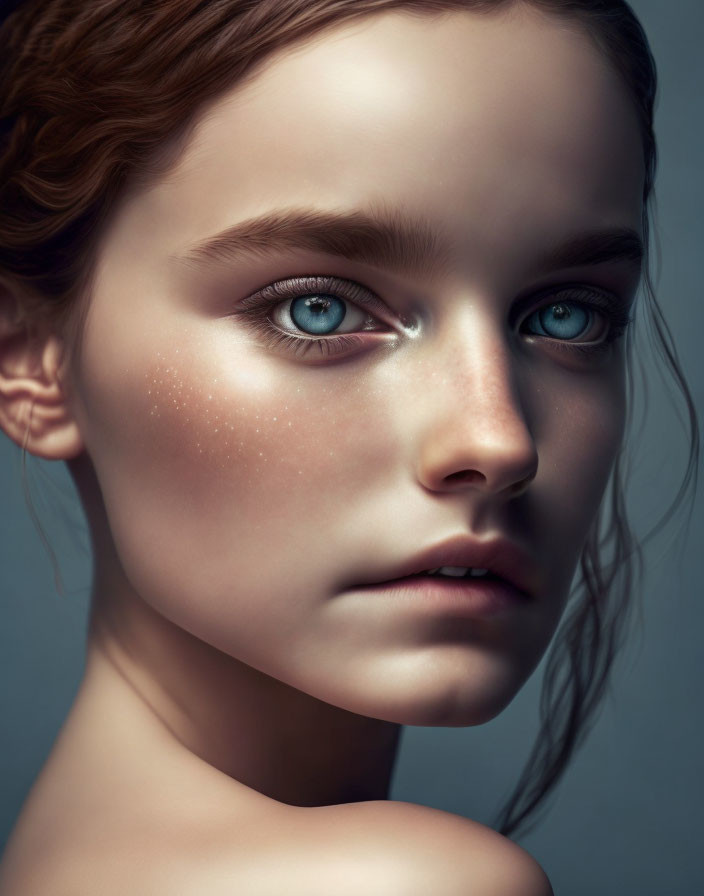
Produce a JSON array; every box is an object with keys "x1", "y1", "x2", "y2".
[{"x1": 444, "y1": 469, "x2": 486, "y2": 486}]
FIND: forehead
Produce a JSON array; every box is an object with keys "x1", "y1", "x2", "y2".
[{"x1": 113, "y1": 5, "x2": 644, "y2": 282}]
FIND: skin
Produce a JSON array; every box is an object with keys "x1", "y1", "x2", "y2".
[{"x1": 0, "y1": 4, "x2": 644, "y2": 893}]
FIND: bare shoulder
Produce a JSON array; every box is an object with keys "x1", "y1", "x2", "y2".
[
  {"x1": 310, "y1": 800, "x2": 554, "y2": 896},
  {"x1": 1, "y1": 793, "x2": 552, "y2": 896},
  {"x1": 181, "y1": 799, "x2": 553, "y2": 896}
]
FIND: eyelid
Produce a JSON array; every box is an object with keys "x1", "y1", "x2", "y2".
[
  {"x1": 516, "y1": 283, "x2": 633, "y2": 356},
  {"x1": 233, "y1": 275, "x2": 633, "y2": 363},
  {"x1": 517, "y1": 282, "x2": 626, "y2": 315},
  {"x1": 518, "y1": 284, "x2": 632, "y2": 331},
  {"x1": 238, "y1": 275, "x2": 397, "y2": 328},
  {"x1": 232, "y1": 274, "x2": 399, "y2": 362}
]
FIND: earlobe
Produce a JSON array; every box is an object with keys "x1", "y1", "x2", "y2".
[{"x1": 0, "y1": 296, "x2": 84, "y2": 460}]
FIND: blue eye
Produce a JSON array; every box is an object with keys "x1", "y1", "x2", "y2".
[
  {"x1": 290, "y1": 294, "x2": 347, "y2": 335},
  {"x1": 525, "y1": 301, "x2": 592, "y2": 340},
  {"x1": 236, "y1": 275, "x2": 394, "y2": 362}
]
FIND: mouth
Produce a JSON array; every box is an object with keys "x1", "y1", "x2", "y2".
[
  {"x1": 354, "y1": 534, "x2": 538, "y2": 601},
  {"x1": 409, "y1": 566, "x2": 494, "y2": 580},
  {"x1": 351, "y1": 567, "x2": 531, "y2": 618}
]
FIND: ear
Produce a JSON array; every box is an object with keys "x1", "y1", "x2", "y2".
[{"x1": 0, "y1": 287, "x2": 84, "y2": 460}]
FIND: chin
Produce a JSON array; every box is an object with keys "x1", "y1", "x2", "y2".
[
  {"x1": 325, "y1": 665, "x2": 529, "y2": 728},
  {"x1": 379, "y1": 689, "x2": 521, "y2": 728}
]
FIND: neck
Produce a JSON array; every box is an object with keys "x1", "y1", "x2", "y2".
[
  {"x1": 88, "y1": 584, "x2": 401, "y2": 807},
  {"x1": 70, "y1": 457, "x2": 402, "y2": 807}
]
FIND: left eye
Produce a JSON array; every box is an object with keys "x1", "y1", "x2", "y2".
[{"x1": 523, "y1": 300, "x2": 604, "y2": 341}]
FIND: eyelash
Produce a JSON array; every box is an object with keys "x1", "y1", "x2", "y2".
[
  {"x1": 234, "y1": 275, "x2": 633, "y2": 360},
  {"x1": 521, "y1": 285, "x2": 633, "y2": 357},
  {"x1": 236, "y1": 276, "x2": 389, "y2": 359}
]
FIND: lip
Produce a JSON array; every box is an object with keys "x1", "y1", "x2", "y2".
[
  {"x1": 352, "y1": 534, "x2": 539, "y2": 600},
  {"x1": 352, "y1": 573, "x2": 528, "y2": 618}
]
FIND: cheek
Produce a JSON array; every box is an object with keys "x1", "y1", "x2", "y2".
[
  {"x1": 73, "y1": 328, "x2": 398, "y2": 623},
  {"x1": 555, "y1": 383, "x2": 624, "y2": 496},
  {"x1": 533, "y1": 359, "x2": 626, "y2": 583},
  {"x1": 133, "y1": 355, "x2": 391, "y2": 519}
]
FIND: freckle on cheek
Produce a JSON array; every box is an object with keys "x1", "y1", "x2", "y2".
[
  {"x1": 139, "y1": 355, "x2": 379, "y2": 506},
  {"x1": 142, "y1": 362, "x2": 312, "y2": 480}
]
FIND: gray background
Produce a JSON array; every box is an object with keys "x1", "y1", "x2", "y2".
[{"x1": 1, "y1": 1, "x2": 702, "y2": 892}]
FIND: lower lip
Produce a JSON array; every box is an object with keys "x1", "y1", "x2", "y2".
[{"x1": 354, "y1": 574, "x2": 530, "y2": 617}]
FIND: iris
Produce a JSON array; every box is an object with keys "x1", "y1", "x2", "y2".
[
  {"x1": 290, "y1": 294, "x2": 347, "y2": 335},
  {"x1": 535, "y1": 302, "x2": 589, "y2": 339}
]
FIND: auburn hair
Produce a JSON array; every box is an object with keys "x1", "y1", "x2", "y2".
[{"x1": 0, "y1": 0, "x2": 698, "y2": 839}]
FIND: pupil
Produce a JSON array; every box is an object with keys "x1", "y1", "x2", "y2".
[
  {"x1": 305, "y1": 297, "x2": 330, "y2": 315},
  {"x1": 537, "y1": 301, "x2": 589, "y2": 339},
  {"x1": 291, "y1": 293, "x2": 346, "y2": 335}
]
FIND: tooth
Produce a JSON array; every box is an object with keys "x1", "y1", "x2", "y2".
[
  {"x1": 423, "y1": 567, "x2": 490, "y2": 577},
  {"x1": 437, "y1": 566, "x2": 469, "y2": 577}
]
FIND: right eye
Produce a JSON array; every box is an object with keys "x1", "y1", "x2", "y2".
[
  {"x1": 234, "y1": 275, "x2": 395, "y2": 361},
  {"x1": 273, "y1": 290, "x2": 375, "y2": 336}
]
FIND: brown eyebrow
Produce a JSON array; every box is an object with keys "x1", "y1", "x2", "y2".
[
  {"x1": 175, "y1": 207, "x2": 644, "y2": 280},
  {"x1": 174, "y1": 206, "x2": 445, "y2": 278},
  {"x1": 535, "y1": 227, "x2": 644, "y2": 274}
]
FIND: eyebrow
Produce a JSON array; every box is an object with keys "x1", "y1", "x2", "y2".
[
  {"x1": 175, "y1": 207, "x2": 644, "y2": 278},
  {"x1": 535, "y1": 227, "x2": 644, "y2": 273},
  {"x1": 175, "y1": 207, "x2": 445, "y2": 278}
]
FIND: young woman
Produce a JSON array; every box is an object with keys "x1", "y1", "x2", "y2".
[{"x1": 0, "y1": 1, "x2": 698, "y2": 893}]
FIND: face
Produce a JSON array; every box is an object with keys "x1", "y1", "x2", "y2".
[{"x1": 68, "y1": 5, "x2": 644, "y2": 726}]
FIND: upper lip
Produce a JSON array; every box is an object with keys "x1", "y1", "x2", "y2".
[{"x1": 356, "y1": 534, "x2": 539, "y2": 599}]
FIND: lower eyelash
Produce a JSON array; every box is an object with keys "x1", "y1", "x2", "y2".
[
  {"x1": 246, "y1": 316, "x2": 366, "y2": 358},
  {"x1": 526, "y1": 298, "x2": 633, "y2": 356},
  {"x1": 544, "y1": 320, "x2": 631, "y2": 358},
  {"x1": 578, "y1": 312, "x2": 633, "y2": 354},
  {"x1": 237, "y1": 287, "x2": 633, "y2": 359}
]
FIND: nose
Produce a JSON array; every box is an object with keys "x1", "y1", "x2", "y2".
[{"x1": 413, "y1": 328, "x2": 538, "y2": 499}]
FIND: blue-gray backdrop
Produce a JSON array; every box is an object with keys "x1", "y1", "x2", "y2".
[{"x1": 1, "y1": 1, "x2": 702, "y2": 892}]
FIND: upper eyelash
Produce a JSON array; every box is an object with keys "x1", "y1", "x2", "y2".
[
  {"x1": 234, "y1": 276, "x2": 633, "y2": 358},
  {"x1": 519, "y1": 285, "x2": 633, "y2": 349},
  {"x1": 238, "y1": 275, "x2": 389, "y2": 321},
  {"x1": 234, "y1": 275, "x2": 393, "y2": 359}
]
